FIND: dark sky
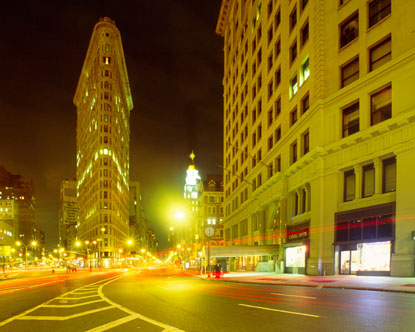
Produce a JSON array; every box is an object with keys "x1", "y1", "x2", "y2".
[{"x1": 0, "y1": 0, "x2": 224, "y2": 250}]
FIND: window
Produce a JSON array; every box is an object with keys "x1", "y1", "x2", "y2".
[
  {"x1": 303, "y1": 131, "x2": 309, "y2": 155},
  {"x1": 291, "y1": 141, "x2": 298, "y2": 164},
  {"x1": 369, "y1": 37, "x2": 391, "y2": 71},
  {"x1": 290, "y1": 7, "x2": 297, "y2": 32},
  {"x1": 268, "y1": 135, "x2": 274, "y2": 151},
  {"x1": 290, "y1": 41, "x2": 297, "y2": 63},
  {"x1": 363, "y1": 164, "x2": 375, "y2": 197},
  {"x1": 290, "y1": 74, "x2": 298, "y2": 97},
  {"x1": 240, "y1": 219, "x2": 248, "y2": 236},
  {"x1": 341, "y1": 57, "x2": 359, "y2": 88},
  {"x1": 103, "y1": 56, "x2": 111, "y2": 64},
  {"x1": 369, "y1": 0, "x2": 391, "y2": 28},
  {"x1": 232, "y1": 224, "x2": 239, "y2": 239},
  {"x1": 290, "y1": 107, "x2": 298, "y2": 126},
  {"x1": 302, "y1": 93, "x2": 309, "y2": 114},
  {"x1": 302, "y1": 58, "x2": 310, "y2": 82},
  {"x1": 268, "y1": 80, "x2": 273, "y2": 100},
  {"x1": 268, "y1": 54, "x2": 273, "y2": 71},
  {"x1": 371, "y1": 85, "x2": 391, "y2": 125},
  {"x1": 275, "y1": 155, "x2": 281, "y2": 172},
  {"x1": 344, "y1": 170, "x2": 355, "y2": 201},
  {"x1": 275, "y1": 39, "x2": 281, "y2": 58},
  {"x1": 301, "y1": 21, "x2": 309, "y2": 46},
  {"x1": 268, "y1": 108, "x2": 273, "y2": 127},
  {"x1": 294, "y1": 192, "x2": 299, "y2": 216},
  {"x1": 275, "y1": 9, "x2": 281, "y2": 30},
  {"x1": 301, "y1": 0, "x2": 309, "y2": 11},
  {"x1": 342, "y1": 102, "x2": 359, "y2": 137},
  {"x1": 275, "y1": 67, "x2": 281, "y2": 87},
  {"x1": 268, "y1": 26, "x2": 273, "y2": 44},
  {"x1": 275, "y1": 126, "x2": 281, "y2": 143},
  {"x1": 275, "y1": 97, "x2": 281, "y2": 117},
  {"x1": 383, "y1": 157, "x2": 396, "y2": 193},
  {"x1": 340, "y1": 13, "x2": 359, "y2": 48}
]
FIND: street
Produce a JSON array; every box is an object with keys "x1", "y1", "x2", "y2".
[{"x1": 0, "y1": 268, "x2": 414, "y2": 331}]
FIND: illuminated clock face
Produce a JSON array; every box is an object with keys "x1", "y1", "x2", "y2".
[{"x1": 205, "y1": 226, "x2": 215, "y2": 237}]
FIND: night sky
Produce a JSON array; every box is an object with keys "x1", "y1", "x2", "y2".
[{"x1": 1, "y1": 0, "x2": 224, "y2": 250}]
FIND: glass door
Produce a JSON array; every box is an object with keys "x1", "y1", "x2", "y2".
[{"x1": 340, "y1": 250, "x2": 351, "y2": 274}]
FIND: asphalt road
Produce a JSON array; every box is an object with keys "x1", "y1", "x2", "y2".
[{"x1": 0, "y1": 268, "x2": 414, "y2": 332}]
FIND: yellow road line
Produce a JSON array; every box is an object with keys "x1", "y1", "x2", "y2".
[
  {"x1": 56, "y1": 294, "x2": 100, "y2": 300},
  {"x1": 42, "y1": 299, "x2": 105, "y2": 308},
  {"x1": 18, "y1": 306, "x2": 114, "y2": 320},
  {"x1": 238, "y1": 303, "x2": 321, "y2": 318},
  {"x1": 84, "y1": 314, "x2": 141, "y2": 332}
]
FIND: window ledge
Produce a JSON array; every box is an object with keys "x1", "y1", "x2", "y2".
[
  {"x1": 339, "y1": 36, "x2": 359, "y2": 52},
  {"x1": 367, "y1": 14, "x2": 391, "y2": 33}
]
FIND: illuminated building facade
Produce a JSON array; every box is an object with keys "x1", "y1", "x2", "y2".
[
  {"x1": 129, "y1": 181, "x2": 147, "y2": 252},
  {"x1": 199, "y1": 174, "x2": 224, "y2": 244},
  {"x1": 183, "y1": 152, "x2": 201, "y2": 246},
  {"x1": 217, "y1": 0, "x2": 415, "y2": 276},
  {"x1": 58, "y1": 180, "x2": 77, "y2": 249},
  {"x1": 74, "y1": 17, "x2": 133, "y2": 266}
]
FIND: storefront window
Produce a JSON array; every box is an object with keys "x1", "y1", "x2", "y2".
[
  {"x1": 285, "y1": 246, "x2": 306, "y2": 268},
  {"x1": 357, "y1": 241, "x2": 391, "y2": 272}
]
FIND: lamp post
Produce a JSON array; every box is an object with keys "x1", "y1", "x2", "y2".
[{"x1": 16, "y1": 240, "x2": 37, "y2": 268}]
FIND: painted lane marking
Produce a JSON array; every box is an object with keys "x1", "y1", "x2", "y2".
[
  {"x1": 84, "y1": 314, "x2": 141, "y2": 332},
  {"x1": 71, "y1": 290, "x2": 100, "y2": 294},
  {"x1": 270, "y1": 293, "x2": 317, "y2": 299},
  {"x1": 43, "y1": 299, "x2": 105, "y2": 308},
  {"x1": 95, "y1": 276, "x2": 186, "y2": 331},
  {"x1": 56, "y1": 294, "x2": 100, "y2": 300},
  {"x1": 18, "y1": 306, "x2": 114, "y2": 320},
  {"x1": 0, "y1": 275, "x2": 120, "y2": 327},
  {"x1": 238, "y1": 303, "x2": 321, "y2": 318}
]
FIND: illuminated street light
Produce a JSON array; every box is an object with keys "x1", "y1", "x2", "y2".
[{"x1": 16, "y1": 240, "x2": 37, "y2": 268}]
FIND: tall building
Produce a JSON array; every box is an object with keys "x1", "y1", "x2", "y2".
[
  {"x1": 0, "y1": 166, "x2": 35, "y2": 242},
  {"x1": 199, "y1": 174, "x2": 224, "y2": 243},
  {"x1": 183, "y1": 151, "x2": 201, "y2": 246},
  {"x1": 74, "y1": 17, "x2": 133, "y2": 266},
  {"x1": 58, "y1": 180, "x2": 77, "y2": 249},
  {"x1": 217, "y1": 0, "x2": 415, "y2": 276},
  {"x1": 129, "y1": 181, "x2": 147, "y2": 251}
]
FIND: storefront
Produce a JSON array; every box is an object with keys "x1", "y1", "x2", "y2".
[
  {"x1": 334, "y1": 203, "x2": 395, "y2": 276},
  {"x1": 284, "y1": 222, "x2": 309, "y2": 274}
]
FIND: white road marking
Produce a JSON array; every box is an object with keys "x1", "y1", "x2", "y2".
[
  {"x1": 71, "y1": 290, "x2": 100, "y2": 294},
  {"x1": 43, "y1": 299, "x2": 105, "y2": 308},
  {"x1": 0, "y1": 275, "x2": 118, "y2": 327},
  {"x1": 19, "y1": 306, "x2": 114, "y2": 320},
  {"x1": 95, "y1": 277, "x2": 186, "y2": 331},
  {"x1": 84, "y1": 314, "x2": 141, "y2": 332},
  {"x1": 270, "y1": 292, "x2": 317, "y2": 299},
  {"x1": 238, "y1": 303, "x2": 321, "y2": 318}
]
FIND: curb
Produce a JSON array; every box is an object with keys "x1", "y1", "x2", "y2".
[{"x1": 198, "y1": 277, "x2": 415, "y2": 294}]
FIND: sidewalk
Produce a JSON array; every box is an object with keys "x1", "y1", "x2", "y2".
[{"x1": 194, "y1": 271, "x2": 415, "y2": 294}]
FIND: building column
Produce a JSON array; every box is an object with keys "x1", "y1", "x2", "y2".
[
  {"x1": 392, "y1": 147, "x2": 415, "y2": 276},
  {"x1": 373, "y1": 157, "x2": 382, "y2": 195},
  {"x1": 354, "y1": 165, "x2": 362, "y2": 200},
  {"x1": 304, "y1": 184, "x2": 311, "y2": 212}
]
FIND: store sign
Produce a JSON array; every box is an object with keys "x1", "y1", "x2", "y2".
[{"x1": 287, "y1": 223, "x2": 309, "y2": 242}]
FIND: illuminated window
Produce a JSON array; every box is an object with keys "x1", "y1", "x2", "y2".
[
  {"x1": 369, "y1": 37, "x2": 391, "y2": 72},
  {"x1": 341, "y1": 57, "x2": 359, "y2": 88},
  {"x1": 369, "y1": 0, "x2": 391, "y2": 28},
  {"x1": 340, "y1": 13, "x2": 359, "y2": 48},
  {"x1": 371, "y1": 85, "x2": 391, "y2": 125},
  {"x1": 344, "y1": 170, "x2": 355, "y2": 201},
  {"x1": 302, "y1": 58, "x2": 310, "y2": 82},
  {"x1": 342, "y1": 102, "x2": 359, "y2": 137},
  {"x1": 103, "y1": 56, "x2": 111, "y2": 64},
  {"x1": 290, "y1": 74, "x2": 298, "y2": 97}
]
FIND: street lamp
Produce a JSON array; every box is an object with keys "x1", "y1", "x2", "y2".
[{"x1": 16, "y1": 240, "x2": 37, "y2": 268}]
